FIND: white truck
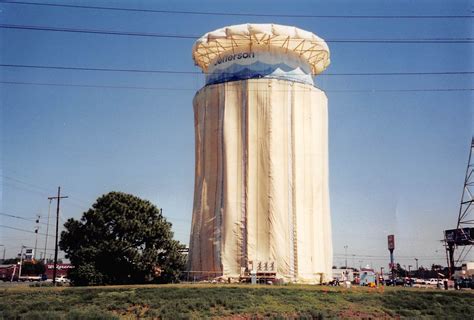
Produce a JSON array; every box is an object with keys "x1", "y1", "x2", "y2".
[{"x1": 18, "y1": 275, "x2": 41, "y2": 282}]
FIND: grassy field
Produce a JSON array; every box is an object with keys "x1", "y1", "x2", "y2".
[{"x1": 0, "y1": 284, "x2": 473, "y2": 319}]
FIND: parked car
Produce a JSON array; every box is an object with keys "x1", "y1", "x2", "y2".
[
  {"x1": 383, "y1": 278, "x2": 404, "y2": 286},
  {"x1": 404, "y1": 278, "x2": 415, "y2": 286},
  {"x1": 55, "y1": 276, "x2": 70, "y2": 283},
  {"x1": 426, "y1": 278, "x2": 441, "y2": 286},
  {"x1": 46, "y1": 275, "x2": 70, "y2": 283},
  {"x1": 456, "y1": 278, "x2": 474, "y2": 289},
  {"x1": 384, "y1": 279, "x2": 394, "y2": 286}
]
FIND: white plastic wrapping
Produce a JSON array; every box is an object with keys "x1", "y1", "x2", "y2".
[
  {"x1": 193, "y1": 23, "x2": 330, "y2": 75},
  {"x1": 188, "y1": 79, "x2": 332, "y2": 283}
]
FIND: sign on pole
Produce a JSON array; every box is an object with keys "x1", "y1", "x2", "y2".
[{"x1": 387, "y1": 235, "x2": 395, "y2": 250}]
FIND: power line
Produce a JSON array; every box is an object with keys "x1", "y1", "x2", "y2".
[
  {"x1": 1, "y1": 80, "x2": 472, "y2": 93},
  {"x1": 0, "y1": 63, "x2": 198, "y2": 74},
  {"x1": 0, "y1": 23, "x2": 196, "y2": 39},
  {"x1": 0, "y1": 212, "x2": 52, "y2": 226},
  {"x1": 1, "y1": 174, "x2": 90, "y2": 210},
  {"x1": 1, "y1": 1, "x2": 472, "y2": 19},
  {"x1": 1, "y1": 180, "x2": 85, "y2": 212},
  {"x1": 0, "y1": 24, "x2": 472, "y2": 43},
  {"x1": 3, "y1": 180, "x2": 51, "y2": 197},
  {"x1": 0, "y1": 224, "x2": 55, "y2": 238},
  {"x1": 1, "y1": 174, "x2": 55, "y2": 194},
  {"x1": 0, "y1": 80, "x2": 191, "y2": 91},
  {"x1": 1, "y1": 63, "x2": 472, "y2": 77}
]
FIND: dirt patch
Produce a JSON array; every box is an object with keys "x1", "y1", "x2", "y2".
[{"x1": 338, "y1": 309, "x2": 398, "y2": 319}]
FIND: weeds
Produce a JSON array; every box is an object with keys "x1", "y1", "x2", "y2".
[{"x1": 0, "y1": 285, "x2": 472, "y2": 319}]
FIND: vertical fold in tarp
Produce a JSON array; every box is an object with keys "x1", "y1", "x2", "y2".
[
  {"x1": 189, "y1": 79, "x2": 332, "y2": 282},
  {"x1": 317, "y1": 88, "x2": 332, "y2": 283},
  {"x1": 221, "y1": 81, "x2": 243, "y2": 277},
  {"x1": 187, "y1": 95, "x2": 203, "y2": 273},
  {"x1": 293, "y1": 83, "x2": 312, "y2": 281},
  {"x1": 266, "y1": 81, "x2": 291, "y2": 280},
  {"x1": 247, "y1": 80, "x2": 271, "y2": 265},
  {"x1": 240, "y1": 81, "x2": 248, "y2": 270}
]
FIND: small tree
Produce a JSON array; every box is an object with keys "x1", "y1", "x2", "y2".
[
  {"x1": 2, "y1": 258, "x2": 19, "y2": 265},
  {"x1": 60, "y1": 192, "x2": 186, "y2": 285},
  {"x1": 21, "y1": 261, "x2": 46, "y2": 276},
  {"x1": 395, "y1": 263, "x2": 407, "y2": 277}
]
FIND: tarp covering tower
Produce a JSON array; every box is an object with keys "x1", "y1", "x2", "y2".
[{"x1": 188, "y1": 23, "x2": 332, "y2": 283}]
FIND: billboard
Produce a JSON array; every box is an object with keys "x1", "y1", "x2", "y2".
[
  {"x1": 387, "y1": 235, "x2": 395, "y2": 250},
  {"x1": 445, "y1": 228, "x2": 474, "y2": 246}
]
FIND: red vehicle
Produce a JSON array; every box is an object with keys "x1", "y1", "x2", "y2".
[
  {"x1": 44, "y1": 264, "x2": 74, "y2": 280},
  {"x1": 0, "y1": 263, "x2": 75, "y2": 281},
  {"x1": 0, "y1": 264, "x2": 18, "y2": 281}
]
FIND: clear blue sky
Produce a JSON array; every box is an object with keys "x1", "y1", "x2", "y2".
[{"x1": 0, "y1": 0, "x2": 472, "y2": 270}]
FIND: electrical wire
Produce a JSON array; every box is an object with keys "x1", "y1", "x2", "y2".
[
  {"x1": 0, "y1": 212, "x2": 52, "y2": 226},
  {"x1": 1, "y1": 1, "x2": 472, "y2": 19},
  {"x1": 1, "y1": 174, "x2": 55, "y2": 194},
  {"x1": 3, "y1": 180, "x2": 52, "y2": 198},
  {"x1": 1, "y1": 174, "x2": 91, "y2": 210},
  {"x1": 0, "y1": 24, "x2": 472, "y2": 43},
  {"x1": 1, "y1": 80, "x2": 472, "y2": 93},
  {"x1": 1, "y1": 63, "x2": 472, "y2": 76},
  {"x1": 0, "y1": 224, "x2": 55, "y2": 238}
]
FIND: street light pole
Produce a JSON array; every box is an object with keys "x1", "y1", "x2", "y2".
[
  {"x1": 0, "y1": 245, "x2": 5, "y2": 262},
  {"x1": 344, "y1": 245, "x2": 348, "y2": 269},
  {"x1": 43, "y1": 199, "x2": 52, "y2": 263},
  {"x1": 18, "y1": 245, "x2": 26, "y2": 280}
]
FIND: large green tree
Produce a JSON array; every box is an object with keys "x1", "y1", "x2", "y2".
[{"x1": 59, "y1": 192, "x2": 186, "y2": 286}]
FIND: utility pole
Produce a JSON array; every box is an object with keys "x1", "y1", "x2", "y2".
[
  {"x1": 344, "y1": 245, "x2": 348, "y2": 280},
  {"x1": 34, "y1": 215, "x2": 40, "y2": 260},
  {"x1": 0, "y1": 244, "x2": 5, "y2": 262},
  {"x1": 344, "y1": 245, "x2": 348, "y2": 269},
  {"x1": 43, "y1": 199, "x2": 52, "y2": 263},
  {"x1": 18, "y1": 245, "x2": 25, "y2": 280},
  {"x1": 414, "y1": 258, "x2": 419, "y2": 277},
  {"x1": 48, "y1": 187, "x2": 68, "y2": 285}
]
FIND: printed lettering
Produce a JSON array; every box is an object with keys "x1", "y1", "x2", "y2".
[{"x1": 214, "y1": 52, "x2": 255, "y2": 66}]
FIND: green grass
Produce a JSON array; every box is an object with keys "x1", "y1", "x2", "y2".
[{"x1": 0, "y1": 284, "x2": 472, "y2": 319}]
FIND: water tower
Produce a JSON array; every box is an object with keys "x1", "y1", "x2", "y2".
[{"x1": 188, "y1": 23, "x2": 332, "y2": 283}]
